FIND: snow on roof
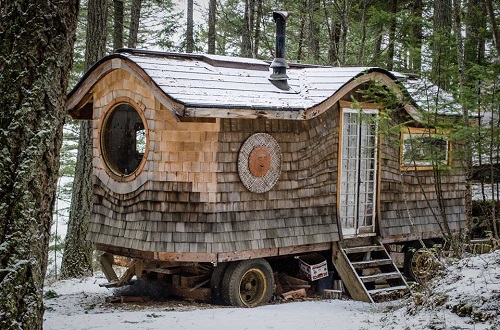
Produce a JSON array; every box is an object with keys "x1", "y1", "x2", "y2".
[
  {"x1": 68, "y1": 49, "x2": 461, "y2": 120},
  {"x1": 400, "y1": 77, "x2": 463, "y2": 116},
  {"x1": 116, "y1": 50, "x2": 376, "y2": 111}
]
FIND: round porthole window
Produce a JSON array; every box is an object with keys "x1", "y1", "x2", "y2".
[{"x1": 101, "y1": 103, "x2": 147, "y2": 178}]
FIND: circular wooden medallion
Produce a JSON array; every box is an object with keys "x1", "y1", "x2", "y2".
[
  {"x1": 238, "y1": 133, "x2": 281, "y2": 193},
  {"x1": 248, "y1": 146, "x2": 271, "y2": 177}
]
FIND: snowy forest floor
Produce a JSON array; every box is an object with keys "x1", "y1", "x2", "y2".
[{"x1": 43, "y1": 250, "x2": 500, "y2": 330}]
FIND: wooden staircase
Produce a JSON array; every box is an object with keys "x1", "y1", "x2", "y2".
[{"x1": 332, "y1": 237, "x2": 409, "y2": 303}]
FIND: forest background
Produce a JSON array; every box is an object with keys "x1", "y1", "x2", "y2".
[
  {"x1": 0, "y1": 0, "x2": 499, "y2": 329},
  {"x1": 57, "y1": 0, "x2": 500, "y2": 279}
]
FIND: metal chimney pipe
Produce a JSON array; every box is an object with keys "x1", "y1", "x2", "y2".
[{"x1": 269, "y1": 11, "x2": 290, "y2": 90}]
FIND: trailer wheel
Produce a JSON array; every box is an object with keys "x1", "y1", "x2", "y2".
[
  {"x1": 210, "y1": 262, "x2": 229, "y2": 305},
  {"x1": 222, "y1": 259, "x2": 274, "y2": 307},
  {"x1": 403, "y1": 241, "x2": 438, "y2": 283}
]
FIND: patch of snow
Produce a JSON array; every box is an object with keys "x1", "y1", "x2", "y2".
[{"x1": 43, "y1": 251, "x2": 500, "y2": 330}]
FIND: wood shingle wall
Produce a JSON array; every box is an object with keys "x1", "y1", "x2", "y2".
[
  {"x1": 378, "y1": 125, "x2": 466, "y2": 240},
  {"x1": 88, "y1": 68, "x2": 340, "y2": 256},
  {"x1": 87, "y1": 67, "x2": 465, "y2": 260}
]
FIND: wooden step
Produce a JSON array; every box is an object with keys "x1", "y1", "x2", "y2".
[
  {"x1": 99, "y1": 280, "x2": 119, "y2": 288},
  {"x1": 332, "y1": 239, "x2": 409, "y2": 304},
  {"x1": 351, "y1": 259, "x2": 393, "y2": 269},
  {"x1": 368, "y1": 285, "x2": 408, "y2": 295},
  {"x1": 343, "y1": 245, "x2": 385, "y2": 254},
  {"x1": 359, "y1": 271, "x2": 402, "y2": 283}
]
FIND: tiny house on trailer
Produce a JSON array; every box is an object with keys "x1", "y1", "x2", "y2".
[{"x1": 67, "y1": 12, "x2": 466, "y2": 307}]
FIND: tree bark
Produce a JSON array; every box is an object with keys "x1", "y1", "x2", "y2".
[
  {"x1": 432, "y1": 0, "x2": 453, "y2": 89},
  {"x1": 186, "y1": 0, "x2": 194, "y2": 53},
  {"x1": 409, "y1": 0, "x2": 423, "y2": 73},
  {"x1": 208, "y1": 0, "x2": 216, "y2": 54},
  {"x1": 252, "y1": 0, "x2": 263, "y2": 58},
  {"x1": 128, "y1": 0, "x2": 142, "y2": 48},
  {"x1": 61, "y1": 0, "x2": 108, "y2": 280},
  {"x1": 0, "y1": 1, "x2": 79, "y2": 328},
  {"x1": 452, "y1": 0, "x2": 473, "y2": 246},
  {"x1": 241, "y1": 0, "x2": 253, "y2": 57},
  {"x1": 113, "y1": 0, "x2": 124, "y2": 50},
  {"x1": 372, "y1": 22, "x2": 383, "y2": 66},
  {"x1": 387, "y1": 0, "x2": 398, "y2": 70},
  {"x1": 486, "y1": 0, "x2": 500, "y2": 57},
  {"x1": 308, "y1": 0, "x2": 321, "y2": 63},
  {"x1": 357, "y1": 0, "x2": 368, "y2": 65}
]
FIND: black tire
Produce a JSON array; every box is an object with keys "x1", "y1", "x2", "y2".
[
  {"x1": 403, "y1": 240, "x2": 438, "y2": 283},
  {"x1": 210, "y1": 262, "x2": 229, "y2": 305},
  {"x1": 222, "y1": 259, "x2": 274, "y2": 308}
]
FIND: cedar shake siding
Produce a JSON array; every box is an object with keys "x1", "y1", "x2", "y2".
[{"x1": 68, "y1": 49, "x2": 467, "y2": 260}]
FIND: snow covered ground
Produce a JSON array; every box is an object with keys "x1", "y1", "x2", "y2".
[{"x1": 43, "y1": 251, "x2": 500, "y2": 330}]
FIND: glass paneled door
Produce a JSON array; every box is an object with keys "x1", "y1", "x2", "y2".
[{"x1": 339, "y1": 107, "x2": 379, "y2": 237}]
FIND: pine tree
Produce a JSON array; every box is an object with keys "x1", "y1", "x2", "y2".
[{"x1": 61, "y1": 0, "x2": 109, "y2": 280}]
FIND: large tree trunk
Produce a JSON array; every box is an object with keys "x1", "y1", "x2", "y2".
[
  {"x1": 308, "y1": 0, "x2": 321, "y2": 63},
  {"x1": 387, "y1": 0, "x2": 398, "y2": 70},
  {"x1": 432, "y1": 0, "x2": 453, "y2": 89},
  {"x1": 128, "y1": 0, "x2": 142, "y2": 48},
  {"x1": 0, "y1": 1, "x2": 79, "y2": 328},
  {"x1": 356, "y1": 0, "x2": 368, "y2": 65},
  {"x1": 241, "y1": 0, "x2": 253, "y2": 57},
  {"x1": 252, "y1": 0, "x2": 263, "y2": 58},
  {"x1": 465, "y1": 0, "x2": 486, "y2": 65},
  {"x1": 452, "y1": 0, "x2": 473, "y2": 248},
  {"x1": 186, "y1": 0, "x2": 194, "y2": 53},
  {"x1": 409, "y1": 0, "x2": 423, "y2": 73},
  {"x1": 61, "y1": 0, "x2": 108, "y2": 280},
  {"x1": 208, "y1": 0, "x2": 216, "y2": 54},
  {"x1": 113, "y1": 0, "x2": 124, "y2": 50},
  {"x1": 486, "y1": 0, "x2": 500, "y2": 57}
]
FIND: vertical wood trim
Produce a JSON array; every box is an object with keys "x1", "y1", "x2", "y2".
[
  {"x1": 337, "y1": 105, "x2": 344, "y2": 240},
  {"x1": 338, "y1": 101, "x2": 380, "y2": 237},
  {"x1": 376, "y1": 110, "x2": 384, "y2": 235}
]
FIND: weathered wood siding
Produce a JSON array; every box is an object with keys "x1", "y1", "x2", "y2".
[
  {"x1": 89, "y1": 69, "x2": 221, "y2": 253},
  {"x1": 88, "y1": 68, "x2": 340, "y2": 255},
  {"x1": 378, "y1": 126, "x2": 466, "y2": 240},
  {"x1": 212, "y1": 108, "x2": 340, "y2": 252},
  {"x1": 87, "y1": 68, "x2": 465, "y2": 257}
]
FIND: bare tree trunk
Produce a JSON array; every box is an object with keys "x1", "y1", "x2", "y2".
[
  {"x1": 128, "y1": 0, "x2": 142, "y2": 48},
  {"x1": 252, "y1": 0, "x2": 263, "y2": 58},
  {"x1": 452, "y1": 0, "x2": 473, "y2": 245},
  {"x1": 0, "y1": 1, "x2": 78, "y2": 328},
  {"x1": 409, "y1": 0, "x2": 423, "y2": 73},
  {"x1": 208, "y1": 0, "x2": 216, "y2": 54},
  {"x1": 486, "y1": 0, "x2": 500, "y2": 57},
  {"x1": 323, "y1": 0, "x2": 340, "y2": 65},
  {"x1": 186, "y1": 0, "x2": 194, "y2": 53},
  {"x1": 113, "y1": 0, "x2": 124, "y2": 50},
  {"x1": 371, "y1": 20, "x2": 383, "y2": 66},
  {"x1": 297, "y1": 11, "x2": 306, "y2": 62},
  {"x1": 465, "y1": 0, "x2": 486, "y2": 65},
  {"x1": 490, "y1": 99, "x2": 499, "y2": 239},
  {"x1": 387, "y1": 0, "x2": 398, "y2": 70},
  {"x1": 61, "y1": 0, "x2": 108, "y2": 280},
  {"x1": 357, "y1": 0, "x2": 368, "y2": 65},
  {"x1": 432, "y1": 0, "x2": 452, "y2": 89},
  {"x1": 308, "y1": 0, "x2": 321, "y2": 63},
  {"x1": 241, "y1": 0, "x2": 252, "y2": 57},
  {"x1": 331, "y1": 0, "x2": 350, "y2": 65}
]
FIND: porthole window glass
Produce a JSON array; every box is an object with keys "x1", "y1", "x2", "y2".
[{"x1": 101, "y1": 103, "x2": 147, "y2": 176}]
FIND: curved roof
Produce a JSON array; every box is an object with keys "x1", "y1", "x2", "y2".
[{"x1": 67, "y1": 49, "x2": 458, "y2": 121}]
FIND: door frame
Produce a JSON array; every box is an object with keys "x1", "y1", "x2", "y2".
[{"x1": 337, "y1": 101, "x2": 381, "y2": 238}]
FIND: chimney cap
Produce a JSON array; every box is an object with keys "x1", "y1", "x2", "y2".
[{"x1": 273, "y1": 11, "x2": 290, "y2": 21}]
